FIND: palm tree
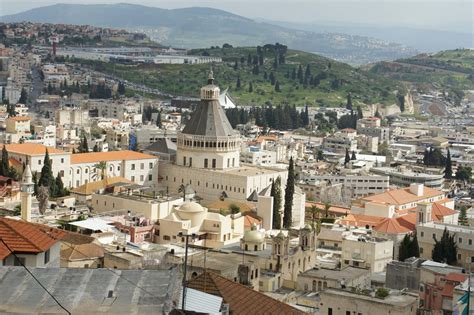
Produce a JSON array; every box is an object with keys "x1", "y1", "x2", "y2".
[
  {"x1": 94, "y1": 161, "x2": 107, "y2": 180},
  {"x1": 309, "y1": 205, "x2": 320, "y2": 230},
  {"x1": 178, "y1": 184, "x2": 186, "y2": 201},
  {"x1": 324, "y1": 202, "x2": 331, "y2": 218}
]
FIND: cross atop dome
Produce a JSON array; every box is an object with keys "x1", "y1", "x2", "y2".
[{"x1": 208, "y1": 68, "x2": 214, "y2": 85}]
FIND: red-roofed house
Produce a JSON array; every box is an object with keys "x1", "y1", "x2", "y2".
[{"x1": 0, "y1": 218, "x2": 65, "y2": 267}]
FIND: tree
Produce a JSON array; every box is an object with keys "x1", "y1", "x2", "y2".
[
  {"x1": 316, "y1": 150, "x2": 324, "y2": 161},
  {"x1": 248, "y1": 82, "x2": 253, "y2": 93},
  {"x1": 432, "y1": 227, "x2": 457, "y2": 265},
  {"x1": 19, "y1": 88, "x2": 27, "y2": 104},
  {"x1": 283, "y1": 157, "x2": 295, "y2": 228},
  {"x1": 236, "y1": 77, "x2": 241, "y2": 90},
  {"x1": 229, "y1": 204, "x2": 240, "y2": 215},
  {"x1": 93, "y1": 143, "x2": 99, "y2": 152},
  {"x1": 356, "y1": 105, "x2": 363, "y2": 119},
  {"x1": 118, "y1": 81, "x2": 126, "y2": 95},
  {"x1": 178, "y1": 184, "x2": 186, "y2": 201},
  {"x1": 344, "y1": 148, "x2": 350, "y2": 166},
  {"x1": 32, "y1": 171, "x2": 38, "y2": 196},
  {"x1": 54, "y1": 173, "x2": 65, "y2": 197},
  {"x1": 456, "y1": 166, "x2": 472, "y2": 182},
  {"x1": 0, "y1": 146, "x2": 9, "y2": 177},
  {"x1": 374, "y1": 109, "x2": 382, "y2": 118},
  {"x1": 397, "y1": 92, "x2": 405, "y2": 112},
  {"x1": 79, "y1": 134, "x2": 89, "y2": 153},
  {"x1": 351, "y1": 151, "x2": 357, "y2": 160},
  {"x1": 399, "y1": 234, "x2": 420, "y2": 261},
  {"x1": 346, "y1": 93, "x2": 353, "y2": 110},
  {"x1": 274, "y1": 80, "x2": 281, "y2": 92},
  {"x1": 39, "y1": 149, "x2": 55, "y2": 196},
  {"x1": 458, "y1": 206, "x2": 468, "y2": 226},
  {"x1": 309, "y1": 205, "x2": 319, "y2": 230},
  {"x1": 47, "y1": 82, "x2": 53, "y2": 95},
  {"x1": 271, "y1": 176, "x2": 282, "y2": 229},
  {"x1": 444, "y1": 149, "x2": 453, "y2": 179},
  {"x1": 94, "y1": 161, "x2": 107, "y2": 180}
]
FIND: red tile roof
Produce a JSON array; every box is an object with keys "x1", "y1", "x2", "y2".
[
  {"x1": 187, "y1": 272, "x2": 305, "y2": 315},
  {"x1": 431, "y1": 203, "x2": 457, "y2": 221},
  {"x1": 362, "y1": 186, "x2": 445, "y2": 206},
  {"x1": 338, "y1": 214, "x2": 384, "y2": 228},
  {"x1": 444, "y1": 272, "x2": 468, "y2": 283},
  {"x1": 0, "y1": 218, "x2": 66, "y2": 259},
  {"x1": 373, "y1": 218, "x2": 412, "y2": 234}
]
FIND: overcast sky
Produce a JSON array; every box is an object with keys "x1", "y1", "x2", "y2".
[{"x1": 1, "y1": 0, "x2": 472, "y2": 33}]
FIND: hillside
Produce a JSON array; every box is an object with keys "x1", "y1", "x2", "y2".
[
  {"x1": 368, "y1": 49, "x2": 474, "y2": 101},
  {"x1": 0, "y1": 3, "x2": 416, "y2": 65},
  {"x1": 73, "y1": 45, "x2": 406, "y2": 107}
]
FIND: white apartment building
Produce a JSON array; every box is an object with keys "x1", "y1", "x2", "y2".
[
  {"x1": 302, "y1": 174, "x2": 389, "y2": 199},
  {"x1": 341, "y1": 233, "x2": 393, "y2": 273},
  {"x1": 371, "y1": 166, "x2": 445, "y2": 189},
  {"x1": 240, "y1": 147, "x2": 277, "y2": 166}
]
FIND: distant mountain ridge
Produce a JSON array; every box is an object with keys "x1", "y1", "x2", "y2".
[{"x1": 1, "y1": 3, "x2": 417, "y2": 65}]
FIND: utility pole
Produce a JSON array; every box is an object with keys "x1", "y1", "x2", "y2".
[{"x1": 178, "y1": 231, "x2": 196, "y2": 311}]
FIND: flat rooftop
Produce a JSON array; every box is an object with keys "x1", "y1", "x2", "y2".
[
  {"x1": 299, "y1": 267, "x2": 370, "y2": 281},
  {"x1": 321, "y1": 288, "x2": 418, "y2": 307}
]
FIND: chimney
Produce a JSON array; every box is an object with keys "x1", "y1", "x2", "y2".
[
  {"x1": 416, "y1": 202, "x2": 432, "y2": 225},
  {"x1": 409, "y1": 183, "x2": 424, "y2": 196}
]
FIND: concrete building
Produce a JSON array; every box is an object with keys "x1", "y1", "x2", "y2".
[
  {"x1": 323, "y1": 131, "x2": 358, "y2": 153},
  {"x1": 156, "y1": 201, "x2": 244, "y2": 248},
  {"x1": 302, "y1": 174, "x2": 389, "y2": 200},
  {"x1": 297, "y1": 266, "x2": 370, "y2": 292},
  {"x1": 240, "y1": 146, "x2": 277, "y2": 166},
  {"x1": 341, "y1": 233, "x2": 393, "y2": 273},
  {"x1": 319, "y1": 288, "x2": 418, "y2": 315},
  {"x1": 357, "y1": 116, "x2": 390, "y2": 144},
  {"x1": 370, "y1": 166, "x2": 445, "y2": 189},
  {"x1": 70, "y1": 150, "x2": 158, "y2": 189},
  {"x1": 385, "y1": 257, "x2": 424, "y2": 291}
]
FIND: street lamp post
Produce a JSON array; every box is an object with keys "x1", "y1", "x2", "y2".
[{"x1": 178, "y1": 231, "x2": 196, "y2": 311}]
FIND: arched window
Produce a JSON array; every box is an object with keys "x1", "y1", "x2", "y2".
[
  {"x1": 312, "y1": 280, "x2": 317, "y2": 291},
  {"x1": 245, "y1": 244, "x2": 248, "y2": 251}
]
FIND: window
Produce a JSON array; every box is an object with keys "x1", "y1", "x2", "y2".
[
  {"x1": 149, "y1": 162, "x2": 153, "y2": 169},
  {"x1": 469, "y1": 239, "x2": 472, "y2": 245},
  {"x1": 131, "y1": 164, "x2": 135, "y2": 170},
  {"x1": 76, "y1": 169, "x2": 80, "y2": 174},
  {"x1": 140, "y1": 163, "x2": 144, "y2": 170},
  {"x1": 140, "y1": 175, "x2": 144, "y2": 181},
  {"x1": 212, "y1": 159, "x2": 216, "y2": 168},
  {"x1": 189, "y1": 157, "x2": 192, "y2": 167},
  {"x1": 204, "y1": 159, "x2": 208, "y2": 168},
  {"x1": 420, "y1": 231, "x2": 424, "y2": 237},
  {"x1": 44, "y1": 249, "x2": 50, "y2": 264},
  {"x1": 163, "y1": 235, "x2": 170, "y2": 241},
  {"x1": 38, "y1": 160, "x2": 41, "y2": 165},
  {"x1": 459, "y1": 237, "x2": 462, "y2": 243},
  {"x1": 148, "y1": 174, "x2": 152, "y2": 181},
  {"x1": 328, "y1": 308, "x2": 333, "y2": 315},
  {"x1": 85, "y1": 168, "x2": 88, "y2": 174},
  {"x1": 346, "y1": 312, "x2": 351, "y2": 315},
  {"x1": 131, "y1": 176, "x2": 135, "y2": 182},
  {"x1": 183, "y1": 157, "x2": 187, "y2": 165},
  {"x1": 61, "y1": 158, "x2": 64, "y2": 163},
  {"x1": 420, "y1": 247, "x2": 423, "y2": 254}
]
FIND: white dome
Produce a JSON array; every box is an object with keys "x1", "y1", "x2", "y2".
[
  {"x1": 243, "y1": 224, "x2": 264, "y2": 243},
  {"x1": 178, "y1": 201, "x2": 204, "y2": 213}
]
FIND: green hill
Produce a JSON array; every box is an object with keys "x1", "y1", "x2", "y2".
[
  {"x1": 367, "y1": 49, "x2": 474, "y2": 102},
  {"x1": 76, "y1": 45, "x2": 406, "y2": 107}
]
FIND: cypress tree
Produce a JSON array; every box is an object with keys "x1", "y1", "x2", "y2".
[
  {"x1": 0, "y1": 146, "x2": 9, "y2": 176},
  {"x1": 351, "y1": 151, "x2": 357, "y2": 160},
  {"x1": 93, "y1": 143, "x2": 99, "y2": 152},
  {"x1": 410, "y1": 234, "x2": 420, "y2": 258},
  {"x1": 346, "y1": 93, "x2": 353, "y2": 110},
  {"x1": 297, "y1": 65, "x2": 303, "y2": 81},
  {"x1": 271, "y1": 176, "x2": 282, "y2": 229},
  {"x1": 398, "y1": 234, "x2": 411, "y2": 261},
  {"x1": 54, "y1": 173, "x2": 65, "y2": 197},
  {"x1": 236, "y1": 78, "x2": 241, "y2": 90},
  {"x1": 39, "y1": 149, "x2": 55, "y2": 195},
  {"x1": 459, "y1": 206, "x2": 468, "y2": 226},
  {"x1": 248, "y1": 82, "x2": 253, "y2": 93},
  {"x1": 32, "y1": 171, "x2": 38, "y2": 196},
  {"x1": 357, "y1": 105, "x2": 363, "y2": 119},
  {"x1": 19, "y1": 88, "x2": 27, "y2": 104},
  {"x1": 291, "y1": 68, "x2": 296, "y2": 80},
  {"x1": 274, "y1": 81, "x2": 281, "y2": 92},
  {"x1": 444, "y1": 149, "x2": 452, "y2": 179},
  {"x1": 432, "y1": 227, "x2": 457, "y2": 265},
  {"x1": 283, "y1": 157, "x2": 295, "y2": 228},
  {"x1": 344, "y1": 148, "x2": 350, "y2": 166},
  {"x1": 81, "y1": 134, "x2": 89, "y2": 153}
]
